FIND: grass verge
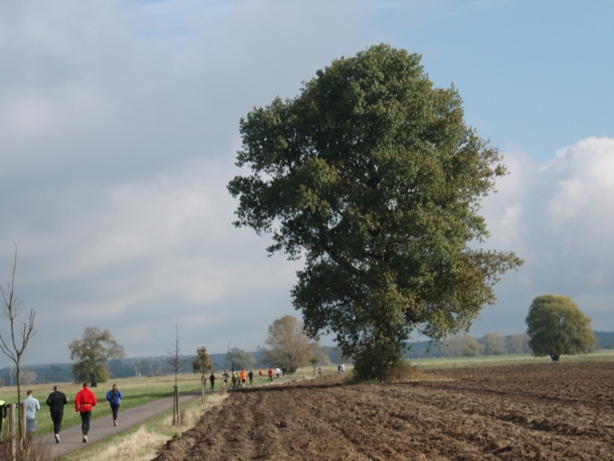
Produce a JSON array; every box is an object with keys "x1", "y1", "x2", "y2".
[
  {"x1": 61, "y1": 392, "x2": 228, "y2": 461},
  {"x1": 410, "y1": 349, "x2": 614, "y2": 369},
  {"x1": 0, "y1": 374, "x2": 204, "y2": 437}
]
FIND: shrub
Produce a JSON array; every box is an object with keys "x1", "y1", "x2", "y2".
[{"x1": 0, "y1": 436, "x2": 59, "y2": 461}]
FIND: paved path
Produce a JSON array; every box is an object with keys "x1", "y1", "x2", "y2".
[{"x1": 39, "y1": 394, "x2": 197, "y2": 459}]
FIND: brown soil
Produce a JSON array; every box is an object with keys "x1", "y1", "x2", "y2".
[{"x1": 152, "y1": 361, "x2": 614, "y2": 460}]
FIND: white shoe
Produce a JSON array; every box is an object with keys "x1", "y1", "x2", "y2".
[
  {"x1": 55, "y1": 433, "x2": 60, "y2": 443},
  {"x1": 114, "y1": 420, "x2": 117, "y2": 426},
  {"x1": 83, "y1": 435, "x2": 88, "y2": 443}
]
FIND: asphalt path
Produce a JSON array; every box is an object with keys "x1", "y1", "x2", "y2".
[{"x1": 38, "y1": 394, "x2": 197, "y2": 459}]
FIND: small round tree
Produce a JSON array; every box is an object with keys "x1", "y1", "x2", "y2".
[
  {"x1": 192, "y1": 346, "x2": 214, "y2": 380},
  {"x1": 526, "y1": 294, "x2": 596, "y2": 361}
]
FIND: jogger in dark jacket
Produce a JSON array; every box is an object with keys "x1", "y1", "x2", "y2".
[{"x1": 46, "y1": 385, "x2": 69, "y2": 443}]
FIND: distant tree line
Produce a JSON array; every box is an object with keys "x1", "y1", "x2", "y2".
[
  {"x1": 403, "y1": 333, "x2": 527, "y2": 359},
  {"x1": 404, "y1": 330, "x2": 614, "y2": 360},
  {"x1": 2, "y1": 329, "x2": 613, "y2": 386}
]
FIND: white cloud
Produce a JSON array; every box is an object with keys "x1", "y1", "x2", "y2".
[
  {"x1": 478, "y1": 137, "x2": 614, "y2": 336},
  {"x1": 548, "y1": 137, "x2": 614, "y2": 225},
  {"x1": 0, "y1": 0, "x2": 612, "y2": 368}
]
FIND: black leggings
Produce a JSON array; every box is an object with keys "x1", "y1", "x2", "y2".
[
  {"x1": 51, "y1": 410, "x2": 64, "y2": 434},
  {"x1": 80, "y1": 411, "x2": 91, "y2": 435},
  {"x1": 111, "y1": 404, "x2": 120, "y2": 421}
]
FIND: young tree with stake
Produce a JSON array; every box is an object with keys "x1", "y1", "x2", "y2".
[
  {"x1": 192, "y1": 346, "x2": 214, "y2": 402},
  {"x1": 0, "y1": 246, "x2": 36, "y2": 402}
]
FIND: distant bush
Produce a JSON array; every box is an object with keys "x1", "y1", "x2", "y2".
[
  {"x1": 481, "y1": 333, "x2": 506, "y2": 355},
  {"x1": 505, "y1": 333, "x2": 531, "y2": 354},
  {"x1": 445, "y1": 335, "x2": 482, "y2": 357}
]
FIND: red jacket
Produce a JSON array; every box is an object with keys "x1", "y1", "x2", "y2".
[{"x1": 75, "y1": 387, "x2": 98, "y2": 413}]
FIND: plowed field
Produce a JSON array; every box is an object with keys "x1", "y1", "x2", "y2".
[{"x1": 152, "y1": 361, "x2": 614, "y2": 460}]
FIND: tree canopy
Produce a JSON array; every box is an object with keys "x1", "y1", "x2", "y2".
[
  {"x1": 260, "y1": 315, "x2": 321, "y2": 373},
  {"x1": 192, "y1": 346, "x2": 214, "y2": 378},
  {"x1": 228, "y1": 44, "x2": 522, "y2": 381},
  {"x1": 69, "y1": 326, "x2": 125, "y2": 386},
  {"x1": 445, "y1": 335, "x2": 481, "y2": 358},
  {"x1": 481, "y1": 332, "x2": 506, "y2": 355},
  {"x1": 526, "y1": 294, "x2": 596, "y2": 361},
  {"x1": 505, "y1": 333, "x2": 531, "y2": 354},
  {"x1": 227, "y1": 348, "x2": 256, "y2": 371}
]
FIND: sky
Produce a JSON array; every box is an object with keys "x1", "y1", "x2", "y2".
[{"x1": 1, "y1": 0, "x2": 613, "y2": 367}]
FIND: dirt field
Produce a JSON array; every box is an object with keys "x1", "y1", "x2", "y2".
[{"x1": 152, "y1": 361, "x2": 614, "y2": 460}]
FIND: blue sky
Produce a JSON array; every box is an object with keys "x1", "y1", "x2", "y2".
[{"x1": 1, "y1": 0, "x2": 613, "y2": 367}]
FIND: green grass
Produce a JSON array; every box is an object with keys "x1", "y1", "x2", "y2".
[
  {"x1": 409, "y1": 349, "x2": 614, "y2": 369},
  {"x1": 0, "y1": 373, "x2": 204, "y2": 437}
]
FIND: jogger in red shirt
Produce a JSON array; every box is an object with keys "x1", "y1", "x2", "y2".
[{"x1": 75, "y1": 382, "x2": 98, "y2": 443}]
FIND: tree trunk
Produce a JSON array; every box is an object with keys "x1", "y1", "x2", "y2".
[
  {"x1": 172, "y1": 385, "x2": 180, "y2": 426},
  {"x1": 19, "y1": 403, "x2": 26, "y2": 441},
  {"x1": 16, "y1": 368, "x2": 21, "y2": 403},
  {"x1": 9, "y1": 404, "x2": 16, "y2": 459}
]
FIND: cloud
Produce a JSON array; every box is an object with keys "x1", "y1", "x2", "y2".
[
  {"x1": 0, "y1": 0, "x2": 612, "y2": 368},
  {"x1": 548, "y1": 137, "x2": 614, "y2": 223},
  {"x1": 1, "y1": 0, "x2": 328, "y2": 365},
  {"x1": 477, "y1": 137, "x2": 614, "y2": 335}
]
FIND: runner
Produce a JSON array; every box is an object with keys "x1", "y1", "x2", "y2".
[
  {"x1": 46, "y1": 385, "x2": 69, "y2": 443},
  {"x1": 209, "y1": 372, "x2": 216, "y2": 390},
  {"x1": 75, "y1": 382, "x2": 98, "y2": 443},
  {"x1": 22, "y1": 390, "x2": 40, "y2": 436},
  {"x1": 106, "y1": 384, "x2": 123, "y2": 427}
]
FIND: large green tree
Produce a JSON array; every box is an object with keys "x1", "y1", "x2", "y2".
[
  {"x1": 526, "y1": 294, "x2": 596, "y2": 362},
  {"x1": 228, "y1": 44, "x2": 522, "y2": 381},
  {"x1": 69, "y1": 326, "x2": 126, "y2": 386}
]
